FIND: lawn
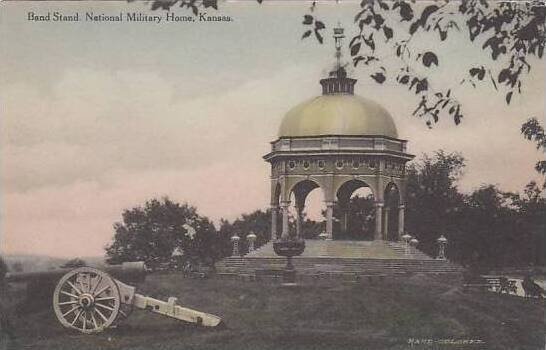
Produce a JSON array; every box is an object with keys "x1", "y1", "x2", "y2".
[{"x1": 1, "y1": 273, "x2": 544, "y2": 350}]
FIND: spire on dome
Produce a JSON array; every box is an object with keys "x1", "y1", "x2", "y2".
[{"x1": 320, "y1": 25, "x2": 357, "y2": 95}]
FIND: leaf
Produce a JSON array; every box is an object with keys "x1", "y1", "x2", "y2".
[
  {"x1": 203, "y1": 0, "x2": 218, "y2": 9},
  {"x1": 151, "y1": 1, "x2": 160, "y2": 10},
  {"x1": 416, "y1": 78, "x2": 428, "y2": 94},
  {"x1": 362, "y1": 15, "x2": 373, "y2": 25},
  {"x1": 399, "y1": 2, "x2": 414, "y2": 21},
  {"x1": 351, "y1": 42, "x2": 361, "y2": 56},
  {"x1": 422, "y1": 52, "x2": 439, "y2": 67},
  {"x1": 191, "y1": 4, "x2": 198, "y2": 16},
  {"x1": 353, "y1": 56, "x2": 365, "y2": 67},
  {"x1": 363, "y1": 34, "x2": 375, "y2": 51},
  {"x1": 315, "y1": 21, "x2": 325, "y2": 30},
  {"x1": 371, "y1": 72, "x2": 386, "y2": 84},
  {"x1": 399, "y1": 75, "x2": 410, "y2": 84},
  {"x1": 409, "y1": 20, "x2": 421, "y2": 35},
  {"x1": 454, "y1": 105, "x2": 462, "y2": 125},
  {"x1": 303, "y1": 15, "x2": 313, "y2": 25},
  {"x1": 373, "y1": 14, "x2": 384, "y2": 26},
  {"x1": 302, "y1": 30, "x2": 312, "y2": 39},
  {"x1": 314, "y1": 29, "x2": 323, "y2": 44},
  {"x1": 378, "y1": 0, "x2": 389, "y2": 10},
  {"x1": 489, "y1": 72, "x2": 498, "y2": 90},
  {"x1": 506, "y1": 91, "x2": 513, "y2": 105},
  {"x1": 383, "y1": 26, "x2": 393, "y2": 41},
  {"x1": 454, "y1": 114, "x2": 461, "y2": 125},
  {"x1": 469, "y1": 67, "x2": 481, "y2": 77},
  {"x1": 354, "y1": 9, "x2": 366, "y2": 22},
  {"x1": 410, "y1": 77, "x2": 420, "y2": 90},
  {"x1": 498, "y1": 69, "x2": 510, "y2": 83},
  {"x1": 420, "y1": 5, "x2": 439, "y2": 24}
]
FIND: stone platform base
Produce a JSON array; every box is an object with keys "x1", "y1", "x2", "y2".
[{"x1": 216, "y1": 240, "x2": 463, "y2": 277}]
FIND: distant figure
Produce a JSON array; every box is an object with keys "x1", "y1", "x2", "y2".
[
  {"x1": 498, "y1": 277, "x2": 517, "y2": 294},
  {"x1": 183, "y1": 260, "x2": 192, "y2": 277},
  {"x1": 522, "y1": 275, "x2": 545, "y2": 299}
]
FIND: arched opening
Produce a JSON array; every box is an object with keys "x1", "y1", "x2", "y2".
[
  {"x1": 283, "y1": 180, "x2": 324, "y2": 239},
  {"x1": 384, "y1": 182, "x2": 401, "y2": 241},
  {"x1": 335, "y1": 180, "x2": 376, "y2": 240},
  {"x1": 300, "y1": 187, "x2": 326, "y2": 239}
]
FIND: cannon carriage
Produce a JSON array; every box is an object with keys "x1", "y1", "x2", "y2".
[{"x1": 4, "y1": 262, "x2": 222, "y2": 334}]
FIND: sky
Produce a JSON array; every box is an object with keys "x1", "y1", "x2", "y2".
[{"x1": 1, "y1": 0, "x2": 544, "y2": 258}]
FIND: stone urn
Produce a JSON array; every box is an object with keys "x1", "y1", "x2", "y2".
[{"x1": 273, "y1": 239, "x2": 305, "y2": 284}]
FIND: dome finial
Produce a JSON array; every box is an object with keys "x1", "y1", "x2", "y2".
[
  {"x1": 333, "y1": 23, "x2": 345, "y2": 71},
  {"x1": 320, "y1": 24, "x2": 357, "y2": 95}
]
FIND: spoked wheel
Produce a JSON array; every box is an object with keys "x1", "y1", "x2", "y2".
[{"x1": 53, "y1": 267, "x2": 121, "y2": 334}]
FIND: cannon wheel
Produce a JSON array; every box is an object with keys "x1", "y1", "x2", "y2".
[{"x1": 53, "y1": 267, "x2": 121, "y2": 334}]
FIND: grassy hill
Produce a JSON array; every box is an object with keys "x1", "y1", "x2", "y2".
[{"x1": 1, "y1": 273, "x2": 544, "y2": 350}]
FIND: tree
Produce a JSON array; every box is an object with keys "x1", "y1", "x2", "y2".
[
  {"x1": 218, "y1": 209, "x2": 271, "y2": 255},
  {"x1": 405, "y1": 150, "x2": 466, "y2": 256},
  {"x1": 142, "y1": 0, "x2": 544, "y2": 128},
  {"x1": 105, "y1": 197, "x2": 219, "y2": 270},
  {"x1": 0, "y1": 256, "x2": 7, "y2": 288},
  {"x1": 521, "y1": 117, "x2": 546, "y2": 185}
]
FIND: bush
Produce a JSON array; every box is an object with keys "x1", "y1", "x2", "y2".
[{"x1": 0, "y1": 256, "x2": 7, "y2": 288}]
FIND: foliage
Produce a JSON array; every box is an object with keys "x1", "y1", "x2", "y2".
[
  {"x1": 60, "y1": 258, "x2": 87, "y2": 269},
  {"x1": 402, "y1": 150, "x2": 544, "y2": 268},
  {"x1": 105, "y1": 197, "x2": 220, "y2": 270},
  {"x1": 0, "y1": 256, "x2": 7, "y2": 288},
  {"x1": 218, "y1": 209, "x2": 270, "y2": 255},
  {"x1": 333, "y1": 194, "x2": 376, "y2": 240},
  {"x1": 405, "y1": 150, "x2": 466, "y2": 255},
  {"x1": 136, "y1": 0, "x2": 221, "y2": 14},
  {"x1": 521, "y1": 117, "x2": 546, "y2": 184},
  {"x1": 140, "y1": 0, "x2": 544, "y2": 128},
  {"x1": 304, "y1": 0, "x2": 545, "y2": 127}
]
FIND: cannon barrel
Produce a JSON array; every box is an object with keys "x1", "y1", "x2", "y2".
[{"x1": 5, "y1": 262, "x2": 147, "y2": 304}]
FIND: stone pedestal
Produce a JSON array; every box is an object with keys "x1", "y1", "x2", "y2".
[{"x1": 230, "y1": 235, "x2": 240, "y2": 256}]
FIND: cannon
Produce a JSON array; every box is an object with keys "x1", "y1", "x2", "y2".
[{"x1": 6, "y1": 263, "x2": 223, "y2": 334}]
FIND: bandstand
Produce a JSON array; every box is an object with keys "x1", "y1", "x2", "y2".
[{"x1": 263, "y1": 28, "x2": 414, "y2": 242}]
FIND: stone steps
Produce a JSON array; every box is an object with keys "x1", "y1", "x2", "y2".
[
  {"x1": 216, "y1": 257, "x2": 463, "y2": 275},
  {"x1": 216, "y1": 239, "x2": 462, "y2": 276}
]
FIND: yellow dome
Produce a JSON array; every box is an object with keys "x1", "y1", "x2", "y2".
[{"x1": 278, "y1": 94, "x2": 398, "y2": 138}]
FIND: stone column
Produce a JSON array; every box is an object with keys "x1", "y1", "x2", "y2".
[
  {"x1": 338, "y1": 203, "x2": 348, "y2": 233},
  {"x1": 325, "y1": 202, "x2": 334, "y2": 240},
  {"x1": 280, "y1": 201, "x2": 290, "y2": 240},
  {"x1": 398, "y1": 205, "x2": 405, "y2": 241},
  {"x1": 383, "y1": 207, "x2": 390, "y2": 240},
  {"x1": 374, "y1": 202, "x2": 384, "y2": 240},
  {"x1": 271, "y1": 205, "x2": 278, "y2": 241},
  {"x1": 295, "y1": 205, "x2": 303, "y2": 239}
]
